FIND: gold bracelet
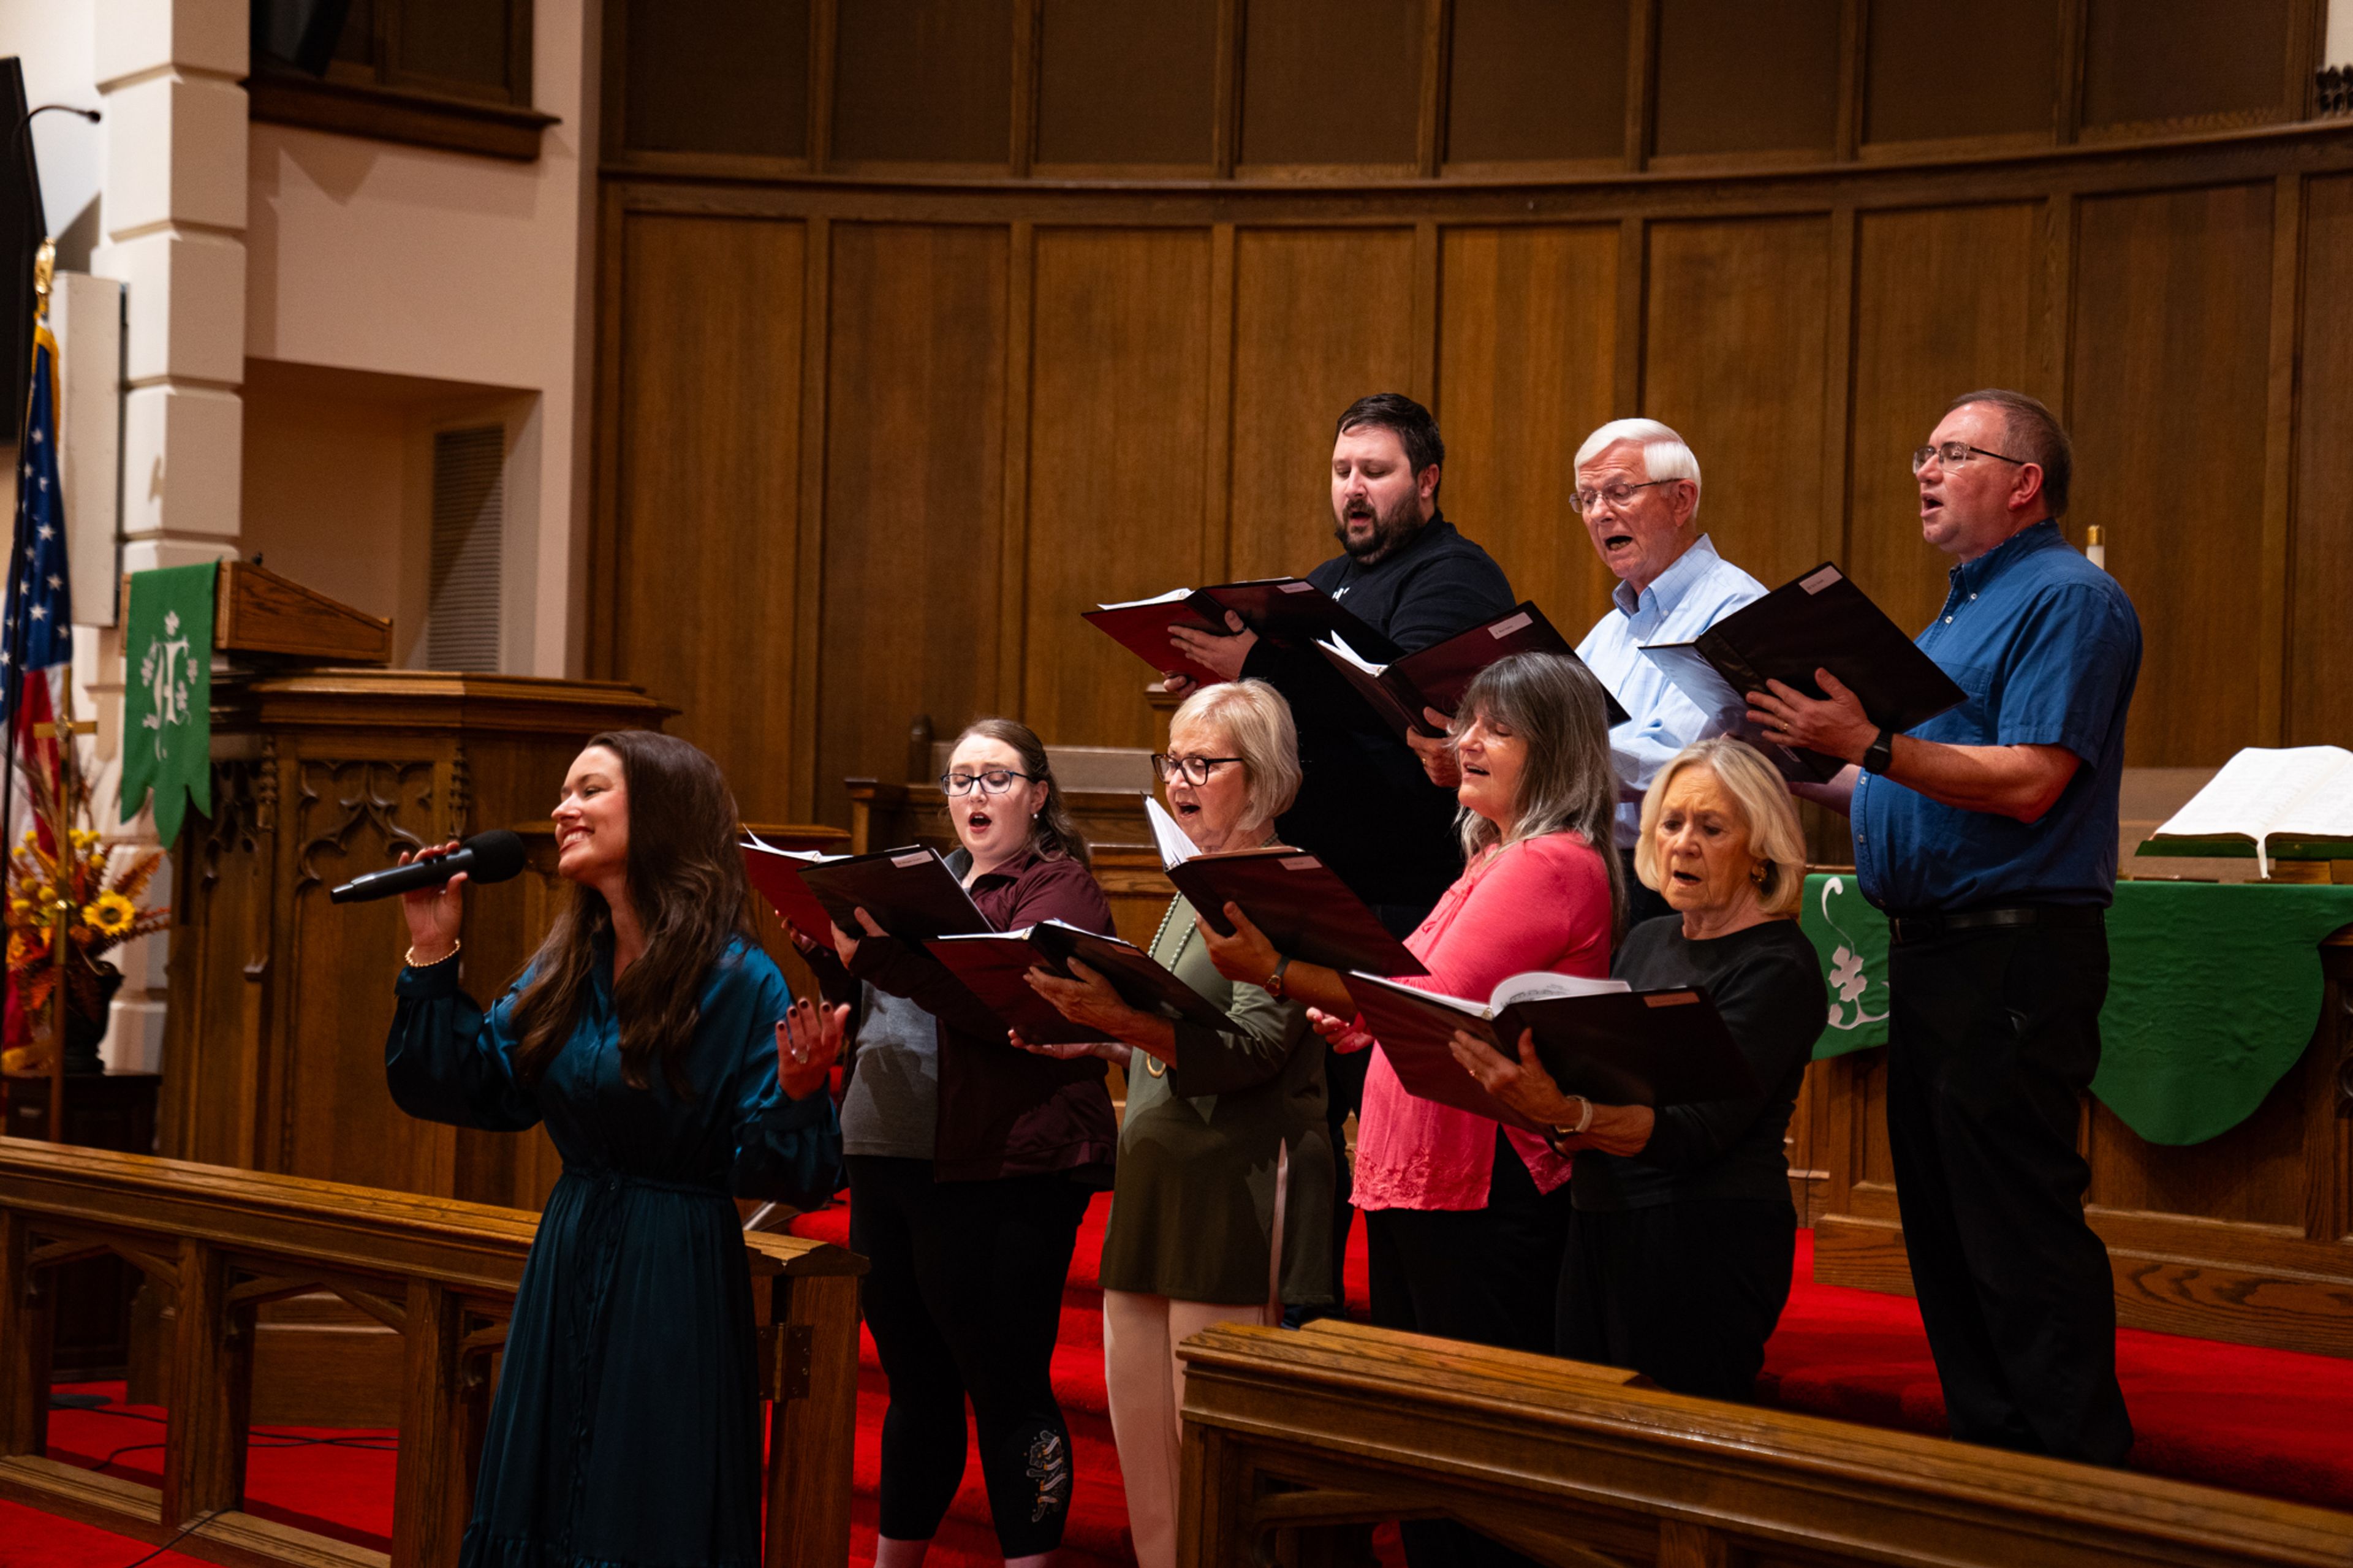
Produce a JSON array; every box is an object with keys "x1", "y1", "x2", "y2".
[{"x1": 405, "y1": 938, "x2": 461, "y2": 969}]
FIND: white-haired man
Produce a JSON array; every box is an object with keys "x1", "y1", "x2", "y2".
[{"x1": 1569, "y1": 419, "x2": 1768, "y2": 921}]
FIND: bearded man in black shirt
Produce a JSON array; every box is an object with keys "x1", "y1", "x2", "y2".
[{"x1": 1164, "y1": 392, "x2": 1517, "y2": 1323}]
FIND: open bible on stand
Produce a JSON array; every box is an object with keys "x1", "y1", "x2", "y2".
[
  {"x1": 923, "y1": 920, "x2": 1230, "y2": 1047},
  {"x1": 1341, "y1": 969, "x2": 1758, "y2": 1134},
  {"x1": 1639, "y1": 562, "x2": 1965, "y2": 782},
  {"x1": 2139, "y1": 746, "x2": 2353, "y2": 876},
  {"x1": 1085, "y1": 578, "x2": 1396, "y2": 686},
  {"x1": 1319, "y1": 601, "x2": 1629, "y2": 739}
]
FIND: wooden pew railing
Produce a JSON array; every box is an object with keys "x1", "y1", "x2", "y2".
[
  {"x1": 0, "y1": 1137, "x2": 865, "y2": 1568},
  {"x1": 1177, "y1": 1319, "x2": 2353, "y2": 1568}
]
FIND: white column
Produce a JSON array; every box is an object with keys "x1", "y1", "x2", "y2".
[{"x1": 85, "y1": 0, "x2": 248, "y2": 1071}]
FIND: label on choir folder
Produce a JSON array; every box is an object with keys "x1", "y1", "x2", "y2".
[
  {"x1": 892, "y1": 852, "x2": 931, "y2": 868},
  {"x1": 1487, "y1": 611, "x2": 1533, "y2": 638},
  {"x1": 1280, "y1": 856, "x2": 1319, "y2": 871},
  {"x1": 1800, "y1": 566, "x2": 1843, "y2": 594}
]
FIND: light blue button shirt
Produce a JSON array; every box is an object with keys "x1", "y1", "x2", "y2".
[{"x1": 1575, "y1": 533, "x2": 1768, "y2": 847}]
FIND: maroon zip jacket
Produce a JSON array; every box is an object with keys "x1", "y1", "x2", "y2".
[{"x1": 846, "y1": 846, "x2": 1119, "y2": 1184}]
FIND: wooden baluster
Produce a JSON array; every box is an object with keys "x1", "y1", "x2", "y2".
[
  {"x1": 392, "y1": 1278, "x2": 467, "y2": 1568},
  {"x1": 761, "y1": 1270, "x2": 860, "y2": 1568},
  {"x1": 0, "y1": 1210, "x2": 56, "y2": 1460},
  {"x1": 162, "y1": 1237, "x2": 252, "y2": 1528}
]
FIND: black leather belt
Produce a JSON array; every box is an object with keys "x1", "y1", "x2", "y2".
[{"x1": 1885, "y1": 904, "x2": 2105, "y2": 945}]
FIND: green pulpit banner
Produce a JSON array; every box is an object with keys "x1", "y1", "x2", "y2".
[
  {"x1": 119, "y1": 562, "x2": 216, "y2": 845},
  {"x1": 1800, "y1": 873, "x2": 2353, "y2": 1146}
]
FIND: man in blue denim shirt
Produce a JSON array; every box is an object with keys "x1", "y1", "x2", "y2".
[{"x1": 1748, "y1": 389, "x2": 2140, "y2": 1466}]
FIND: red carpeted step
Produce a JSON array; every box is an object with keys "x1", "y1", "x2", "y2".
[{"x1": 0, "y1": 1499, "x2": 213, "y2": 1568}]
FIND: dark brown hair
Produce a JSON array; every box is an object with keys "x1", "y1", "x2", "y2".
[
  {"x1": 508, "y1": 730, "x2": 754, "y2": 1098},
  {"x1": 1946, "y1": 387, "x2": 2072, "y2": 517},
  {"x1": 1336, "y1": 392, "x2": 1445, "y2": 497},
  {"x1": 951, "y1": 718, "x2": 1092, "y2": 870}
]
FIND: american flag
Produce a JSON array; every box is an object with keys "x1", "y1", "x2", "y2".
[{"x1": 4, "y1": 314, "x2": 72, "y2": 733}]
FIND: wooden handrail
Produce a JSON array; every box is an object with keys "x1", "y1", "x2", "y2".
[
  {"x1": 1176, "y1": 1319, "x2": 2353, "y2": 1567},
  {"x1": 0, "y1": 1138, "x2": 864, "y2": 1568}
]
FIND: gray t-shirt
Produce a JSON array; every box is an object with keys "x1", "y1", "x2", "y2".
[{"x1": 838, "y1": 982, "x2": 940, "y2": 1159}]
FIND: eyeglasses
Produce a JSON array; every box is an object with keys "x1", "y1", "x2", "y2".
[
  {"x1": 1911, "y1": 441, "x2": 2027, "y2": 475},
  {"x1": 1571, "y1": 479, "x2": 1672, "y2": 515},
  {"x1": 940, "y1": 768, "x2": 1035, "y2": 797},
  {"x1": 1151, "y1": 754, "x2": 1242, "y2": 786}
]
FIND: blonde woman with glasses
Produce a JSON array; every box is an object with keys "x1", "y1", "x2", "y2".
[{"x1": 1014, "y1": 679, "x2": 1331, "y2": 1568}]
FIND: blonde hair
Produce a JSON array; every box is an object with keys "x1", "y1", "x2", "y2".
[
  {"x1": 1632, "y1": 738, "x2": 1806, "y2": 918},
  {"x1": 1169, "y1": 678, "x2": 1301, "y2": 823}
]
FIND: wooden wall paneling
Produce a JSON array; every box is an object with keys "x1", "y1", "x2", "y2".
[
  {"x1": 1832, "y1": 0, "x2": 1863, "y2": 163},
  {"x1": 1640, "y1": 216, "x2": 1833, "y2": 593},
  {"x1": 1442, "y1": 0, "x2": 1629, "y2": 171},
  {"x1": 830, "y1": 0, "x2": 1015, "y2": 169},
  {"x1": 792, "y1": 216, "x2": 832, "y2": 820},
  {"x1": 2067, "y1": 183, "x2": 2275, "y2": 767},
  {"x1": 2034, "y1": 192, "x2": 2078, "y2": 426},
  {"x1": 613, "y1": 214, "x2": 805, "y2": 819},
  {"x1": 2287, "y1": 171, "x2": 2353, "y2": 745},
  {"x1": 1432, "y1": 224, "x2": 1622, "y2": 636},
  {"x1": 1860, "y1": 0, "x2": 2063, "y2": 153},
  {"x1": 1846, "y1": 203, "x2": 2040, "y2": 638},
  {"x1": 1623, "y1": 0, "x2": 1654, "y2": 169},
  {"x1": 616, "y1": 0, "x2": 809, "y2": 161},
  {"x1": 2255, "y1": 173, "x2": 2305, "y2": 746},
  {"x1": 1009, "y1": 0, "x2": 1038, "y2": 176},
  {"x1": 2054, "y1": 0, "x2": 2087, "y2": 144},
  {"x1": 1203, "y1": 224, "x2": 1237, "y2": 585},
  {"x1": 1023, "y1": 229, "x2": 1214, "y2": 746},
  {"x1": 1222, "y1": 228, "x2": 1419, "y2": 587},
  {"x1": 1819, "y1": 207, "x2": 1857, "y2": 570},
  {"x1": 808, "y1": 0, "x2": 836, "y2": 171},
  {"x1": 1612, "y1": 217, "x2": 1645, "y2": 409},
  {"x1": 813, "y1": 223, "x2": 1010, "y2": 825},
  {"x1": 1650, "y1": 0, "x2": 1841, "y2": 164},
  {"x1": 1413, "y1": 220, "x2": 1440, "y2": 403},
  {"x1": 1237, "y1": 0, "x2": 1423, "y2": 173},
  {"x1": 2079, "y1": 0, "x2": 2297, "y2": 136},
  {"x1": 2083, "y1": 1073, "x2": 2312, "y2": 1227},
  {"x1": 1415, "y1": 0, "x2": 1448, "y2": 178},
  {"x1": 999, "y1": 221, "x2": 1034, "y2": 714},
  {"x1": 1033, "y1": 0, "x2": 1218, "y2": 171},
  {"x1": 586, "y1": 183, "x2": 629, "y2": 680},
  {"x1": 1210, "y1": 0, "x2": 1240, "y2": 178}
]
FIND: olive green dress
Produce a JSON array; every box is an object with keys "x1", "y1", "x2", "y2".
[{"x1": 1096, "y1": 894, "x2": 1336, "y2": 1309}]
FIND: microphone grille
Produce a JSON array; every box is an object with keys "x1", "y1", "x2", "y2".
[{"x1": 465, "y1": 829, "x2": 531, "y2": 885}]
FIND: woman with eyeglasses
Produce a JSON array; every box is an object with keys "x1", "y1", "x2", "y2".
[
  {"x1": 824, "y1": 717, "x2": 1117, "y2": 1568},
  {"x1": 1010, "y1": 680, "x2": 1330, "y2": 1568}
]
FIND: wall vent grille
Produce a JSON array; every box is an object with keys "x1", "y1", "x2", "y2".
[{"x1": 428, "y1": 425, "x2": 504, "y2": 672}]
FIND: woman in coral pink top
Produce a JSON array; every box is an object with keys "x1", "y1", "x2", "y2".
[{"x1": 1199, "y1": 651, "x2": 1623, "y2": 1358}]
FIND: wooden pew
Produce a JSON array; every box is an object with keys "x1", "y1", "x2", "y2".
[
  {"x1": 1176, "y1": 1319, "x2": 2353, "y2": 1568},
  {"x1": 0, "y1": 1137, "x2": 865, "y2": 1568}
]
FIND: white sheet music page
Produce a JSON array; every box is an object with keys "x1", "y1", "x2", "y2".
[
  {"x1": 1143, "y1": 795, "x2": 1201, "y2": 870},
  {"x1": 2152, "y1": 745, "x2": 2353, "y2": 875}
]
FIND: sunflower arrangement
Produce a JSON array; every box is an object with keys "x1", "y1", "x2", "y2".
[{"x1": 0, "y1": 763, "x2": 169, "y2": 1074}]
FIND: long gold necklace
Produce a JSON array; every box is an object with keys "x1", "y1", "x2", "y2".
[{"x1": 1138, "y1": 828, "x2": 1276, "y2": 1078}]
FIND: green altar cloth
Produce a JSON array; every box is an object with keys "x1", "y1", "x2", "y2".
[{"x1": 1800, "y1": 874, "x2": 2353, "y2": 1146}]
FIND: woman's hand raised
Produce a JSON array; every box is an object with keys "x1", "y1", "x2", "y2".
[
  {"x1": 776, "y1": 997, "x2": 849, "y2": 1100},
  {"x1": 397, "y1": 841, "x2": 466, "y2": 964}
]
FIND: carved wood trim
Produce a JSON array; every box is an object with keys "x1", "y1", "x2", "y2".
[{"x1": 292, "y1": 760, "x2": 438, "y2": 892}]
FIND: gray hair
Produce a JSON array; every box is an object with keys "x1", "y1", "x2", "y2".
[
  {"x1": 1169, "y1": 678, "x2": 1302, "y2": 824},
  {"x1": 1632, "y1": 738, "x2": 1808, "y2": 918},
  {"x1": 1450, "y1": 652, "x2": 1624, "y2": 934},
  {"x1": 1574, "y1": 417, "x2": 1702, "y2": 523}
]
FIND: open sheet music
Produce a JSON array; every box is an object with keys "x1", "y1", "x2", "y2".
[
  {"x1": 2143, "y1": 746, "x2": 2353, "y2": 875},
  {"x1": 923, "y1": 920, "x2": 1230, "y2": 1047},
  {"x1": 1085, "y1": 577, "x2": 1395, "y2": 685},
  {"x1": 794, "y1": 846, "x2": 991, "y2": 943},
  {"x1": 1317, "y1": 601, "x2": 1629, "y2": 740},
  {"x1": 740, "y1": 833, "x2": 851, "y2": 951}
]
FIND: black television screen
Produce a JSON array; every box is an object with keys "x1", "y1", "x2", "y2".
[{"x1": 0, "y1": 59, "x2": 46, "y2": 447}]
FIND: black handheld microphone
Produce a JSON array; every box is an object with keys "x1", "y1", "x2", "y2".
[{"x1": 330, "y1": 829, "x2": 529, "y2": 904}]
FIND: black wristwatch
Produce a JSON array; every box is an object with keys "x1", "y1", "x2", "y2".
[{"x1": 1862, "y1": 727, "x2": 1895, "y2": 776}]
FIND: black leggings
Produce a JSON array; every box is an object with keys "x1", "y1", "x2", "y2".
[{"x1": 846, "y1": 1156, "x2": 1091, "y2": 1556}]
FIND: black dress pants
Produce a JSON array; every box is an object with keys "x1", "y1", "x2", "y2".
[
  {"x1": 846, "y1": 1155, "x2": 1093, "y2": 1555},
  {"x1": 1365, "y1": 1130, "x2": 1572, "y2": 1568},
  {"x1": 1885, "y1": 920, "x2": 2133, "y2": 1465},
  {"x1": 1555, "y1": 1198, "x2": 1795, "y2": 1401}
]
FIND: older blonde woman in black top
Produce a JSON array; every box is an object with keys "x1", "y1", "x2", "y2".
[
  {"x1": 1454, "y1": 736, "x2": 1826, "y2": 1401},
  {"x1": 1015, "y1": 678, "x2": 1330, "y2": 1568}
]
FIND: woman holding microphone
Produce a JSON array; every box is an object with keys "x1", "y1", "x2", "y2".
[
  {"x1": 830, "y1": 717, "x2": 1118, "y2": 1568},
  {"x1": 384, "y1": 729, "x2": 844, "y2": 1568},
  {"x1": 1012, "y1": 679, "x2": 1331, "y2": 1568}
]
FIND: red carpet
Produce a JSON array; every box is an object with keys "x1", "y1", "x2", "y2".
[{"x1": 15, "y1": 1207, "x2": 2353, "y2": 1567}]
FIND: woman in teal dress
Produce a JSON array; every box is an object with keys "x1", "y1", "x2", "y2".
[{"x1": 385, "y1": 730, "x2": 845, "y2": 1568}]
